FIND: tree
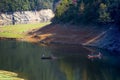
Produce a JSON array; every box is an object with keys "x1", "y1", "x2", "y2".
[
  {"x1": 98, "y1": 3, "x2": 111, "y2": 23},
  {"x1": 0, "y1": 0, "x2": 54, "y2": 13},
  {"x1": 55, "y1": 0, "x2": 70, "y2": 18},
  {"x1": 53, "y1": 0, "x2": 120, "y2": 25}
]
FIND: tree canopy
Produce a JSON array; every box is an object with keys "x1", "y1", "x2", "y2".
[
  {"x1": 0, "y1": 0, "x2": 54, "y2": 13},
  {"x1": 54, "y1": 0, "x2": 120, "y2": 25}
]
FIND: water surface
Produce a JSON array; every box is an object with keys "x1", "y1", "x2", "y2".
[{"x1": 0, "y1": 40, "x2": 120, "y2": 80}]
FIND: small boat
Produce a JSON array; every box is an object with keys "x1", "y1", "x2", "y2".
[
  {"x1": 41, "y1": 54, "x2": 57, "y2": 60},
  {"x1": 41, "y1": 56, "x2": 53, "y2": 59},
  {"x1": 88, "y1": 52, "x2": 102, "y2": 59}
]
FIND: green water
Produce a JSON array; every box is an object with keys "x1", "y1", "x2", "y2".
[{"x1": 0, "y1": 40, "x2": 120, "y2": 80}]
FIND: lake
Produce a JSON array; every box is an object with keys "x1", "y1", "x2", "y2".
[{"x1": 0, "y1": 40, "x2": 120, "y2": 80}]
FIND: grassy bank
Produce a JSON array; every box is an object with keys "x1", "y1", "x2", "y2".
[
  {"x1": 0, "y1": 22, "x2": 50, "y2": 38},
  {"x1": 0, "y1": 70, "x2": 25, "y2": 80}
]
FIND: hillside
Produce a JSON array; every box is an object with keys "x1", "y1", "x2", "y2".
[
  {"x1": 27, "y1": 24, "x2": 107, "y2": 44},
  {"x1": 25, "y1": 23, "x2": 120, "y2": 52}
]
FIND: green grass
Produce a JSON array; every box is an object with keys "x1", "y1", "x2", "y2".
[
  {"x1": 0, "y1": 70, "x2": 25, "y2": 80},
  {"x1": 0, "y1": 22, "x2": 51, "y2": 38}
]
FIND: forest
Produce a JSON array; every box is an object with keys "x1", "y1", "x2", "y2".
[
  {"x1": 0, "y1": 0, "x2": 119, "y2": 25},
  {"x1": 54, "y1": 0, "x2": 120, "y2": 25},
  {"x1": 0, "y1": 0, "x2": 53, "y2": 12}
]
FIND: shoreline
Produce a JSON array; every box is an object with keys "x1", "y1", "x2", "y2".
[
  {"x1": 0, "y1": 37, "x2": 17, "y2": 40},
  {"x1": 1, "y1": 24, "x2": 120, "y2": 53},
  {"x1": 0, "y1": 23, "x2": 109, "y2": 45},
  {"x1": 0, "y1": 23, "x2": 106, "y2": 46}
]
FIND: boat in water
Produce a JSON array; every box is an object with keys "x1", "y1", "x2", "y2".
[
  {"x1": 41, "y1": 54, "x2": 57, "y2": 60},
  {"x1": 88, "y1": 52, "x2": 102, "y2": 59}
]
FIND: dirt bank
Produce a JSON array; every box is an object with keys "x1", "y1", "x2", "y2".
[{"x1": 26, "y1": 24, "x2": 108, "y2": 45}]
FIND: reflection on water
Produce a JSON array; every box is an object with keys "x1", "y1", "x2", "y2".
[{"x1": 0, "y1": 40, "x2": 120, "y2": 80}]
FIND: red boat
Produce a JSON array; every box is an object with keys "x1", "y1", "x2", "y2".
[{"x1": 88, "y1": 52, "x2": 102, "y2": 59}]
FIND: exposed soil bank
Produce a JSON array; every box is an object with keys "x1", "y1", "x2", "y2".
[
  {"x1": 26, "y1": 24, "x2": 108, "y2": 44},
  {"x1": 27, "y1": 23, "x2": 120, "y2": 52}
]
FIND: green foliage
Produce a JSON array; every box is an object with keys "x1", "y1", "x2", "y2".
[
  {"x1": 54, "y1": 0, "x2": 100, "y2": 24},
  {"x1": 54, "y1": 0, "x2": 120, "y2": 25},
  {"x1": 98, "y1": 3, "x2": 111, "y2": 22},
  {"x1": 0, "y1": 0, "x2": 30, "y2": 12},
  {"x1": 55, "y1": 0, "x2": 70, "y2": 18},
  {"x1": 109, "y1": 0, "x2": 120, "y2": 25},
  {"x1": 0, "y1": 0, "x2": 54, "y2": 12}
]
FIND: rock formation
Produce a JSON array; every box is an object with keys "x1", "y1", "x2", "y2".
[{"x1": 0, "y1": 9, "x2": 54, "y2": 25}]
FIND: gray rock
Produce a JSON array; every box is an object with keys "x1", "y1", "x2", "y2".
[{"x1": 0, "y1": 9, "x2": 54, "y2": 25}]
